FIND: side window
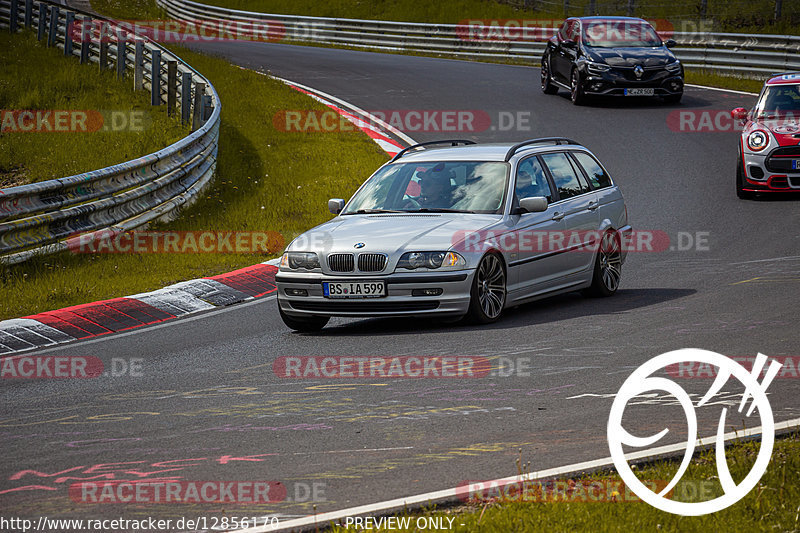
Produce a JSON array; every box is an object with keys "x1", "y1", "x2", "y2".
[
  {"x1": 567, "y1": 21, "x2": 580, "y2": 42},
  {"x1": 515, "y1": 157, "x2": 553, "y2": 202},
  {"x1": 573, "y1": 152, "x2": 612, "y2": 189},
  {"x1": 541, "y1": 152, "x2": 590, "y2": 200},
  {"x1": 557, "y1": 21, "x2": 569, "y2": 41}
]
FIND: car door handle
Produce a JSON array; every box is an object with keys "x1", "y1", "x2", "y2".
[
  {"x1": 552, "y1": 212, "x2": 565, "y2": 221},
  {"x1": 587, "y1": 201, "x2": 598, "y2": 211}
]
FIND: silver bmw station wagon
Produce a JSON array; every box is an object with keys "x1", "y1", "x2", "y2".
[{"x1": 277, "y1": 138, "x2": 631, "y2": 331}]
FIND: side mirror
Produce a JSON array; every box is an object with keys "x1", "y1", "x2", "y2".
[
  {"x1": 731, "y1": 107, "x2": 748, "y2": 121},
  {"x1": 328, "y1": 198, "x2": 345, "y2": 215},
  {"x1": 519, "y1": 196, "x2": 549, "y2": 213},
  {"x1": 665, "y1": 39, "x2": 677, "y2": 48}
]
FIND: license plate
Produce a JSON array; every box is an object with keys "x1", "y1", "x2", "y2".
[
  {"x1": 323, "y1": 281, "x2": 386, "y2": 298},
  {"x1": 792, "y1": 159, "x2": 800, "y2": 170},
  {"x1": 624, "y1": 88, "x2": 655, "y2": 96}
]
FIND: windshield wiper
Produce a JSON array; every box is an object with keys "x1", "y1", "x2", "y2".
[
  {"x1": 408, "y1": 208, "x2": 476, "y2": 214},
  {"x1": 343, "y1": 209, "x2": 405, "y2": 215}
]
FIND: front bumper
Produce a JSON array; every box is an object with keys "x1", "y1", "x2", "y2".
[
  {"x1": 741, "y1": 149, "x2": 800, "y2": 192},
  {"x1": 277, "y1": 270, "x2": 475, "y2": 318},
  {"x1": 582, "y1": 68, "x2": 683, "y2": 97}
]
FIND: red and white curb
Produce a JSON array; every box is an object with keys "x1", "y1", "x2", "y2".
[
  {"x1": 0, "y1": 77, "x2": 415, "y2": 354},
  {"x1": 270, "y1": 74, "x2": 416, "y2": 157}
]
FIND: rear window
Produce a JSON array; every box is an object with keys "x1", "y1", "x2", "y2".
[
  {"x1": 573, "y1": 152, "x2": 612, "y2": 189},
  {"x1": 541, "y1": 152, "x2": 590, "y2": 200}
]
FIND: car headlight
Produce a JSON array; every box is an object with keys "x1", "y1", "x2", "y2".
[
  {"x1": 665, "y1": 60, "x2": 682, "y2": 73},
  {"x1": 397, "y1": 251, "x2": 466, "y2": 270},
  {"x1": 746, "y1": 130, "x2": 769, "y2": 151},
  {"x1": 586, "y1": 61, "x2": 610, "y2": 74},
  {"x1": 280, "y1": 252, "x2": 321, "y2": 270}
]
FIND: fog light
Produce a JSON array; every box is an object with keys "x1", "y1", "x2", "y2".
[
  {"x1": 749, "y1": 166, "x2": 764, "y2": 179},
  {"x1": 412, "y1": 288, "x2": 443, "y2": 297},
  {"x1": 285, "y1": 288, "x2": 308, "y2": 296}
]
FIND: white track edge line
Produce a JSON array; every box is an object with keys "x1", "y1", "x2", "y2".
[
  {"x1": 236, "y1": 416, "x2": 800, "y2": 532},
  {"x1": 268, "y1": 75, "x2": 418, "y2": 146}
]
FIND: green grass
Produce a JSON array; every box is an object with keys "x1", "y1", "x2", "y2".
[
  {"x1": 0, "y1": 30, "x2": 188, "y2": 187},
  {"x1": 0, "y1": 5, "x2": 388, "y2": 320},
  {"x1": 685, "y1": 70, "x2": 764, "y2": 94},
  {"x1": 202, "y1": 0, "x2": 799, "y2": 32},
  {"x1": 332, "y1": 433, "x2": 800, "y2": 532}
]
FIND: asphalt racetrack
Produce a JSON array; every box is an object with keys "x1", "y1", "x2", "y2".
[{"x1": 2, "y1": 42, "x2": 798, "y2": 525}]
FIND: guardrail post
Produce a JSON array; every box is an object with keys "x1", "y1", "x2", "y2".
[
  {"x1": 775, "y1": 0, "x2": 783, "y2": 22},
  {"x1": 562, "y1": 0, "x2": 568, "y2": 17},
  {"x1": 167, "y1": 61, "x2": 177, "y2": 117},
  {"x1": 99, "y1": 23, "x2": 109, "y2": 70},
  {"x1": 116, "y1": 39, "x2": 126, "y2": 79},
  {"x1": 24, "y1": 0, "x2": 32, "y2": 29},
  {"x1": 64, "y1": 11, "x2": 74, "y2": 56},
  {"x1": 80, "y1": 17, "x2": 91, "y2": 64},
  {"x1": 10, "y1": 0, "x2": 18, "y2": 33},
  {"x1": 627, "y1": 0, "x2": 635, "y2": 17},
  {"x1": 36, "y1": 3, "x2": 46, "y2": 41},
  {"x1": 203, "y1": 95, "x2": 212, "y2": 121},
  {"x1": 47, "y1": 5, "x2": 58, "y2": 47},
  {"x1": 150, "y1": 49, "x2": 162, "y2": 106},
  {"x1": 192, "y1": 81, "x2": 205, "y2": 131},
  {"x1": 134, "y1": 40, "x2": 144, "y2": 90},
  {"x1": 180, "y1": 72, "x2": 191, "y2": 124}
]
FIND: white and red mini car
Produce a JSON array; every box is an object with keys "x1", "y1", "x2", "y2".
[{"x1": 732, "y1": 72, "x2": 800, "y2": 198}]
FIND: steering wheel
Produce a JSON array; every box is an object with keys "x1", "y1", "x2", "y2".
[{"x1": 402, "y1": 196, "x2": 422, "y2": 210}]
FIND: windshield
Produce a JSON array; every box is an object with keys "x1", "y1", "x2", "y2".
[
  {"x1": 582, "y1": 21, "x2": 662, "y2": 48},
  {"x1": 342, "y1": 161, "x2": 510, "y2": 215},
  {"x1": 753, "y1": 85, "x2": 800, "y2": 119}
]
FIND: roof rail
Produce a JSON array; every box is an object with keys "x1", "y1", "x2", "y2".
[
  {"x1": 390, "y1": 140, "x2": 477, "y2": 163},
  {"x1": 504, "y1": 138, "x2": 579, "y2": 161}
]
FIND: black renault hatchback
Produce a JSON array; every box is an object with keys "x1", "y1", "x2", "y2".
[{"x1": 541, "y1": 16, "x2": 684, "y2": 105}]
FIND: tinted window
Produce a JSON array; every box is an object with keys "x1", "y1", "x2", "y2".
[
  {"x1": 515, "y1": 157, "x2": 553, "y2": 202},
  {"x1": 573, "y1": 152, "x2": 612, "y2": 189},
  {"x1": 541, "y1": 152, "x2": 589, "y2": 200}
]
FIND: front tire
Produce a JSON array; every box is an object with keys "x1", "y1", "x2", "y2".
[
  {"x1": 466, "y1": 253, "x2": 506, "y2": 324},
  {"x1": 583, "y1": 231, "x2": 622, "y2": 297},
  {"x1": 570, "y1": 68, "x2": 587, "y2": 105},
  {"x1": 541, "y1": 55, "x2": 558, "y2": 94},
  {"x1": 279, "y1": 305, "x2": 329, "y2": 332},
  {"x1": 662, "y1": 93, "x2": 682, "y2": 104},
  {"x1": 736, "y1": 158, "x2": 753, "y2": 199}
]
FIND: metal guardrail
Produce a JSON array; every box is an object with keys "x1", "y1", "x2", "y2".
[
  {"x1": 157, "y1": 0, "x2": 800, "y2": 76},
  {"x1": 0, "y1": 0, "x2": 220, "y2": 264}
]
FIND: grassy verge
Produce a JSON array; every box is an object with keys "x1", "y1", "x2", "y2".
[
  {"x1": 0, "y1": 3, "x2": 388, "y2": 320},
  {"x1": 333, "y1": 433, "x2": 800, "y2": 532},
  {"x1": 0, "y1": 30, "x2": 188, "y2": 187},
  {"x1": 203, "y1": 0, "x2": 799, "y2": 32}
]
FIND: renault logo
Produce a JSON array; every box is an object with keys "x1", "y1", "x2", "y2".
[
  {"x1": 354, "y1": 243, "x2": 365, "y2": 249},
  {"x1": 634, "y1": 65, "x2": 644, "y2": 78}
]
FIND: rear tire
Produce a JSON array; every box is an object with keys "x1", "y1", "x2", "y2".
[
  {"x1": 279, "y1": 305, "x2": 329, "y2": 332},
  {"x1": 583, "y1": 231, "x2": 622, "y2": 297},
  {"x1": 541, "y1": 55, "x2": 559, "y2": 95},
  {"x1": 736, "y1": 158, "x2": 753, "y2": 199},
  {"x1": 466, "y1": 253, "x2": 507, "y2": 324}
]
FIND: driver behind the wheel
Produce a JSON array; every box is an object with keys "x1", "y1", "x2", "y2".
[{"x1": 418, "y1": 167, "x2": 454, "y2": 208}]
